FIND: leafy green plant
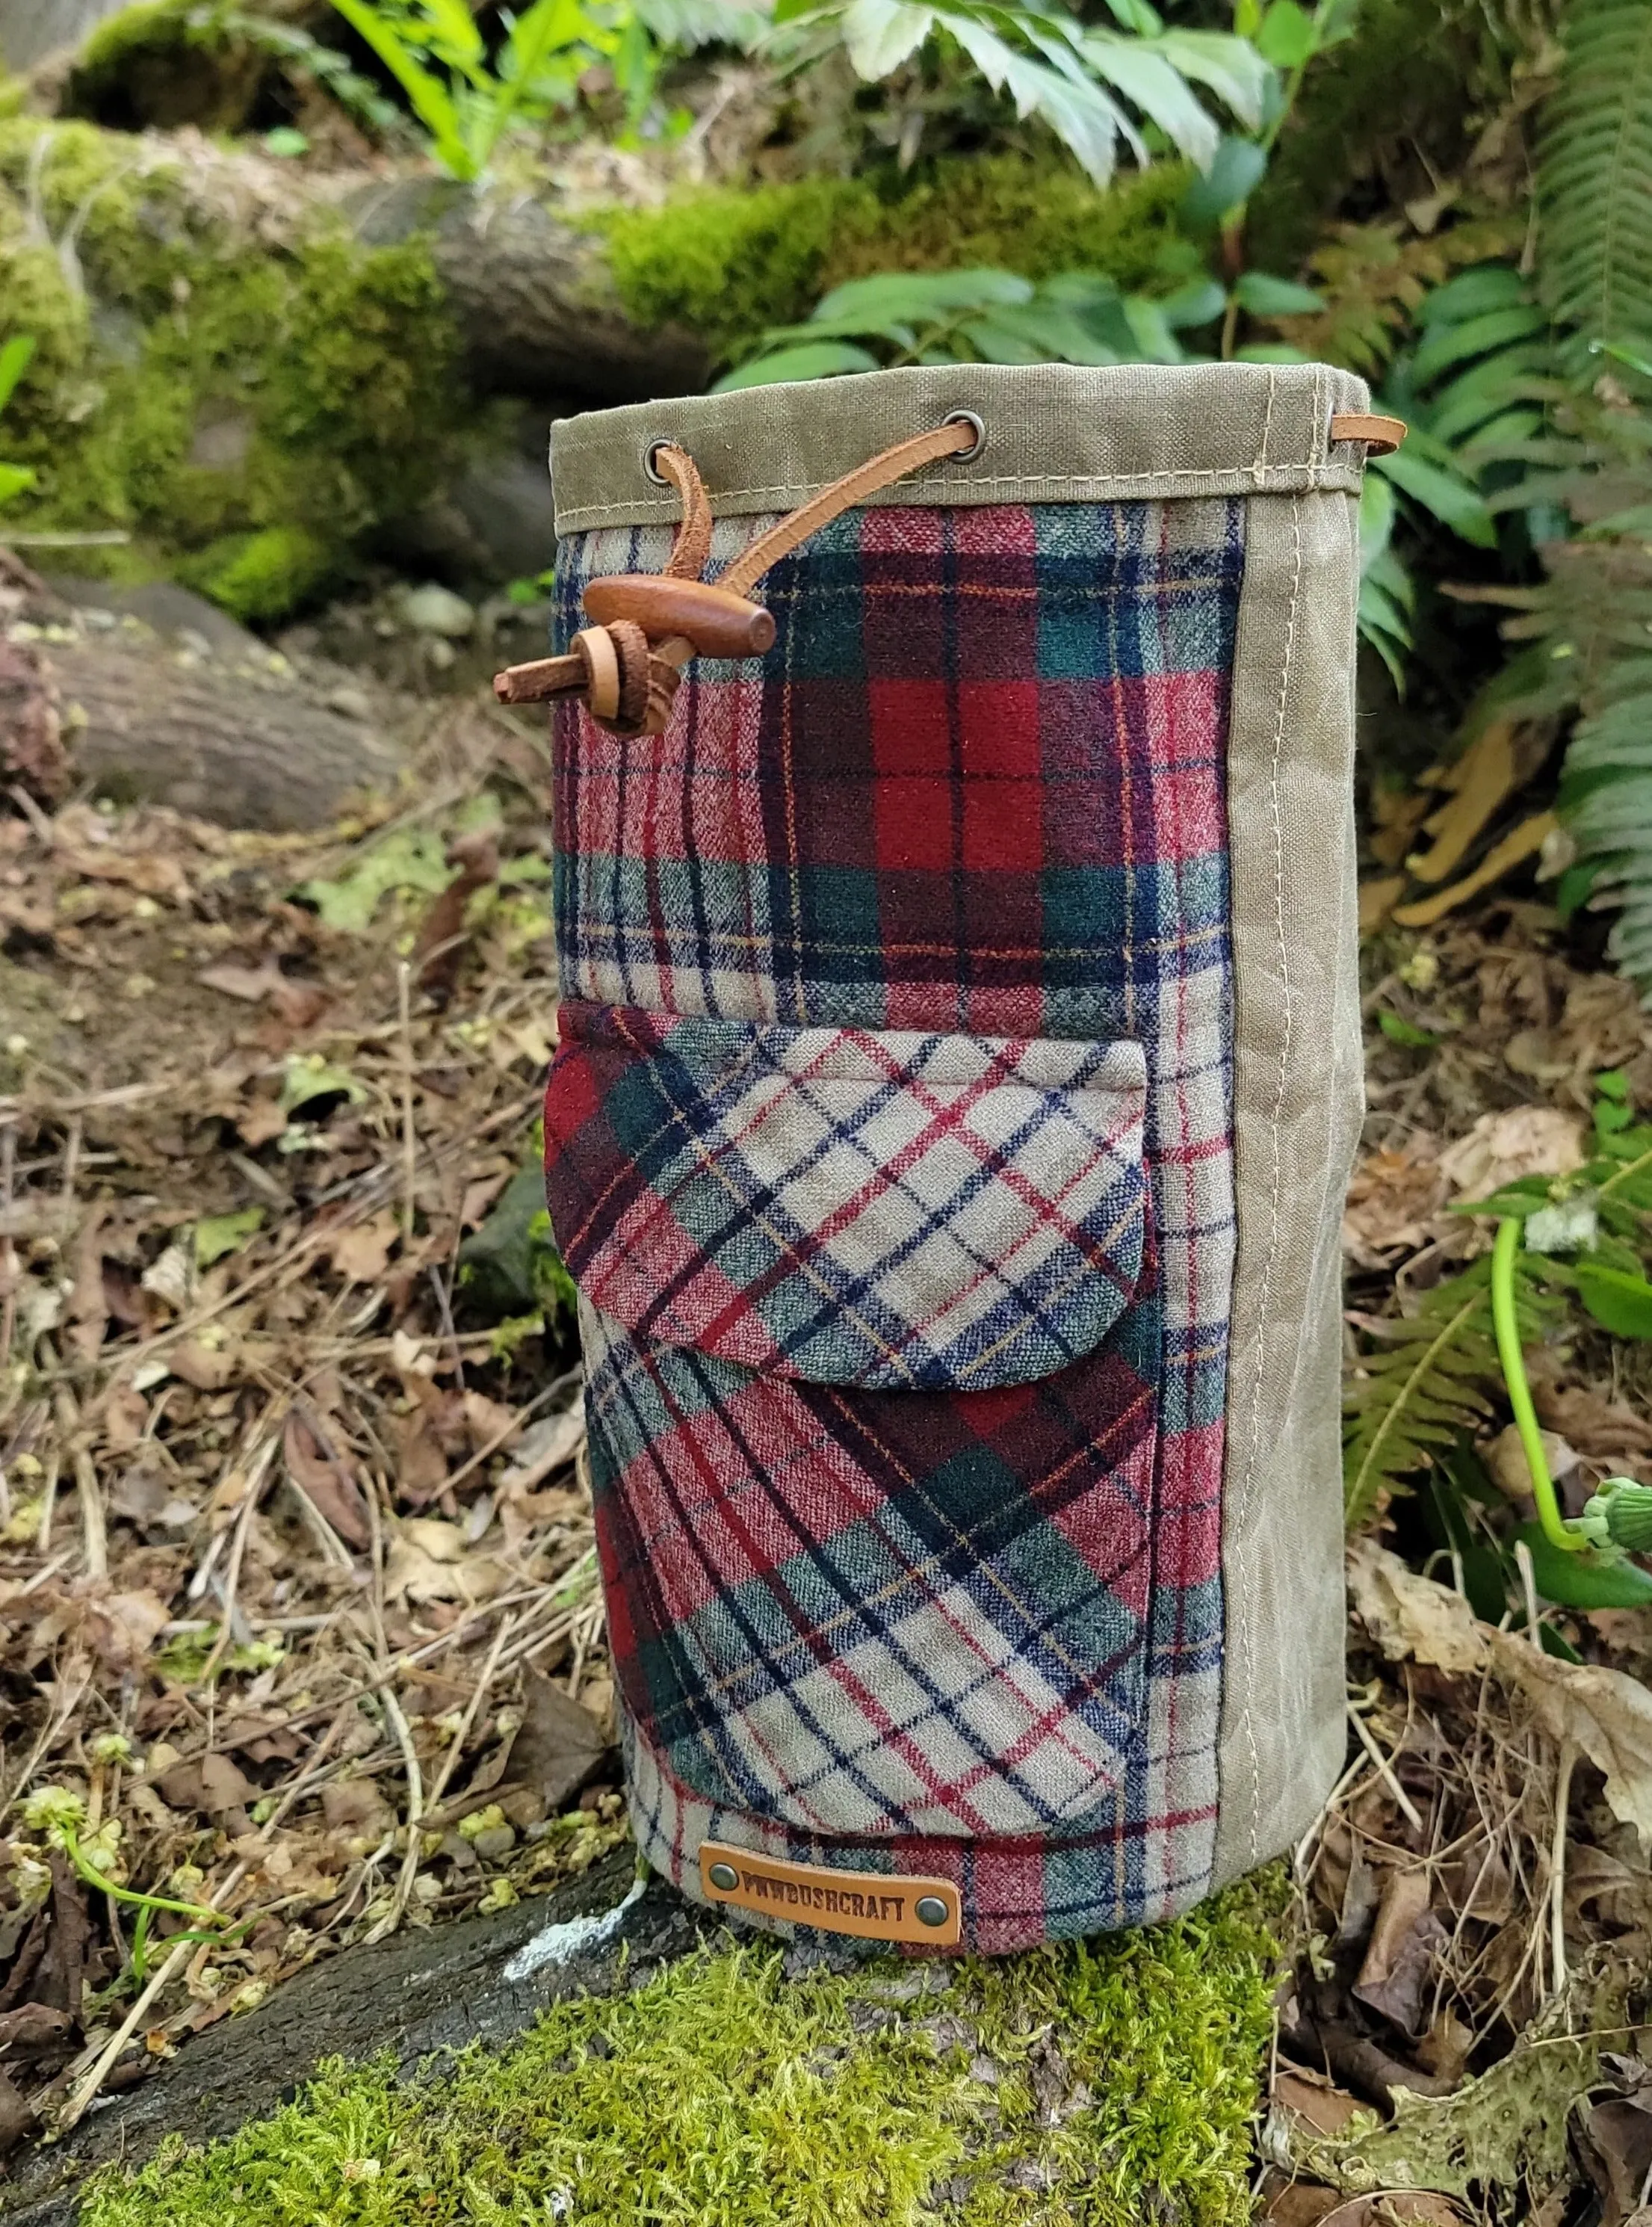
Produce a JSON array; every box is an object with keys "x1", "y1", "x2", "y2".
[
  {"x1": 1535, "y1": 0, "x2": 1652, "y2": 384},
  {"x1": 1363, "y1": 0, "x2": 1652, "y2": 991},
  {"x1": 0, "y1": 333, "x2": 38, "y2": 509},
  {"x1": 322, "y1": 0, "x2": 667, "y2": 179},
  {"x1": 1346, "y1": 1075, "x2": 1652, "y2": 1620},
  {"x1": 715, "y1": 262, "x2": 1223, "y2": 386},
  {"x1": 457, "y1": 1144, "x2": 578, "y2": 1323},
  {"x1": 1518, "y1": 0, "x2": 1652, "y2": 989},
  {"x1": 764, "y1": 0, "x2": 1274, "y2": 186},
  {"x1": 22, "y1": 1787, "x2": 247, "y2": 1990},
  {"x1": 1331, "y1": 262, "x2": 1532, "y2": 685}
]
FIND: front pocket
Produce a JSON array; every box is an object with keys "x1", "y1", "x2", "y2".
[{"x1": 545, "y1": 1001, "x2": 1161, "y2": 1838}]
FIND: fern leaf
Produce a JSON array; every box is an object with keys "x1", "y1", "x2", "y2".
[
  {"x1": 1538, "y1": 0, "x2": 1652, "y2": 362},
  {"x1": 1258, "y1": 217, "x2": 1520, "y2": 380},
  {"x1": 1343, "y1": 1267, "x2": 1498, "y2": 1528}
]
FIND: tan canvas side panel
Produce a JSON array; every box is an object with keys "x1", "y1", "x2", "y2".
[{"x1": 1214, "y1": 472, "x2": 1364, "y2": 1886}]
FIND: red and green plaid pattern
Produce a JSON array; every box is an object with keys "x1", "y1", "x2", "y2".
[
  {"x1": 543, "y1": 1005, "x2": 1148, "y2": 1390},
  {"x1": 546, "y1": 495, "x2": 1244, "y2": 1948}
]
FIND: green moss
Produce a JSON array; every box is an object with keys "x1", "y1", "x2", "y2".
[
  {"x1": 604, "y1": 154, "x2": 1192, "y2": 366},
  {"x1": 0, "y1": 118, "x2": 463, "y2": 616},
  {"x1": 66, "y1": 0, "x2": 267, "y2": 133},
  {"x1": 78, "y1": 1878, "x2": 1281, "y2": 2227},
  {"x1": 182, "y1": 525, "x2": 335, "y2": 621}
]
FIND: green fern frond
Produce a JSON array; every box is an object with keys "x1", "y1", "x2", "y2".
[
  {"x1": 1259, "y1": 216, "x2": 1520, "y2": 379},
  {"x1": 1527, "y1": 389, "x2": 1652, "y2": 987},
  {"x1": 1538, "y1": 0, "x2": 1652, "y2": 367},
  {"x1": 1516, "y1": 0, "x2": 1652, "y2": 994},
  {"x1": 1343, "y1": 1257, "x2": 1560, "y2": 1530},
  {"x1": 1343, "y1": 1263, "x2": 1499, "y2": 1529}
]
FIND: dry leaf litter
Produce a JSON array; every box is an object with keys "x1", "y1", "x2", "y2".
[
  {"x1": 1265, "y1": 907, "x2": 1652, "y2": 2223},
  {"x1": 0, "y1": 685, "x2": 624, "y2": 2154},
  {"x1": 2, "y1": 673, "x2": 1652, "y2": 2223}
]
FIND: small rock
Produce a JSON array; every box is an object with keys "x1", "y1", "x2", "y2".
[
  {"x1": 325, "y1": 684, "x2": 373, "y2": 721},
  {"x1": 176, "y1": 626, "x2": 214, "y2": 660},
  {"x1": 1488, "y1": 1423, "x2": 1579, "y2": 1506},
  {"x1": 426, "y1": 637, "x2": 458, "y2": 671},
  {"x1": 397, "y1": 582, "x2": 474, "y2": 639}
]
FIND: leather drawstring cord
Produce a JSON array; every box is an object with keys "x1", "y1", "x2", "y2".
[
  {"x1": 494, "y1": 416, "x2": 977, "y2": 738},
  {"x1": 495, "y1": 407, "x2": 1405, "y2": 738}
]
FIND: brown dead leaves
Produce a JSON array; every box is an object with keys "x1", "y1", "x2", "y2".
[
  {"x1": 1346, "y1": 1540, "x2": 1488, "y2": 1674},
  {"x1": 384, "y1": 1518, "x2": 510, "y2": 1607},
  {"x1": 2, "y1": 1580, "x2": 171, "y2": 1673},
  {"x1": 0, "y1": 717, "x2": 610, "y2": 2143},
  {"x1": 1490, "y1": 1641, "x2": 1652, "y2": 1850},
  {"x1": 283, "y1": 1409, "x2": 371, "y2": 1551},
  {"x1": 1435, "y1": 1105, "x2": 1586, "y2": 1200},
  {"x1": 1349, "y1": 1543, "x2": 1652, "y2": 1850}
]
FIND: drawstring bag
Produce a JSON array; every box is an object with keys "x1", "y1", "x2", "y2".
[{"x1": 500, "y1": 365, "x2": 1402, "y2": 1955}]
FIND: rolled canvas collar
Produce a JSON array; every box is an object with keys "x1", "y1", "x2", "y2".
[{"x1": 549, "y1": 359, "x2": 1373, "y2": 536}]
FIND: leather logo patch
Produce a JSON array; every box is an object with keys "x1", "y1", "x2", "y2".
[{"x1": 697, "y1": 1842, "x2": 962, "y2": 1947}]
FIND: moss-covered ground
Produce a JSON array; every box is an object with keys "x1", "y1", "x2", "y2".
[{"x1": 80, "y1": 1879, "x2": 1282, "y2": 2227}]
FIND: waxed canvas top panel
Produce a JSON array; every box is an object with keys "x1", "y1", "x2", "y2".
[{"x1": 549, "y1": 360, "x2": 1373, "y2": 532}]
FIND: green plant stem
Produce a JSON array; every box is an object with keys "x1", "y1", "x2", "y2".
[
  {"x1": 59, "y1": 1831, "x2": 227, "y2": 1930},
  {"x1": 1491, "y1": 1217, "x2": 1588, "y2": 1554}
]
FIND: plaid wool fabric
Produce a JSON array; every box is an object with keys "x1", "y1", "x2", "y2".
[
  {"x1": 545, "y1": 496, "x2": 1245, "y2": 1949},
  {"x1": 543, "y1": 1006, "x2": 1148, "y2": 1390}
]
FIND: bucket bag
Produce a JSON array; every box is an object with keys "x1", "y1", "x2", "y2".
[{"x1": 501, "y1": 363, "x2": 1401, "y2": 1954}]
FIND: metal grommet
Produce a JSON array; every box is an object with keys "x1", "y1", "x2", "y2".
[
  {"x1": 914, "y1": 1894, "x2": 950, "y2": 1928},
  {"x1": 708, "y1": 1861, "x2": 740, "y2": 1892},
  {"x1": 942, "y1": 410, "x2": 986, "y2": 460},
  {"x1": 643, "y1": 440, "x2": 673, "y2": 485}
]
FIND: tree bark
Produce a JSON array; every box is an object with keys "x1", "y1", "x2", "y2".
[{"x1": 28, "y1": 602, "x2": 415, "y2": 830}]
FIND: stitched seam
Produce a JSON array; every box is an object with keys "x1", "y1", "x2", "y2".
[
  {"x1": 554, "y1": 464, "x2": 1361, "y2": 525},
  {"x1": 1253, "y1": 368, "x2": 1277, "y2": 486},
  {"x1": 1240, "y1": 489, "x2": 1302, "y2": 1868}
]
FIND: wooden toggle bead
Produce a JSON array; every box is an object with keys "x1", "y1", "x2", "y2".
[{"x1": 582, "y1": 575, "x2": 776, "y2": 661}]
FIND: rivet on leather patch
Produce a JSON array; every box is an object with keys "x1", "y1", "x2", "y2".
[{"x1": 698, "y1": 1842, "x2": 962, "y2": 1947}]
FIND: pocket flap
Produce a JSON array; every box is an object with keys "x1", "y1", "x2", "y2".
[{"x1": 543, "y1": 1002, "x2": 1148, "y2": 1391}]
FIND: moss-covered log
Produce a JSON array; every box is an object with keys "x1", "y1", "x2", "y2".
[
  {"x1": 0, "y1": 109, "x2": 1190, "y2": 623},
  {"x1": 0, "y1": 1849, "x2": 1286, "y2": 2227}
]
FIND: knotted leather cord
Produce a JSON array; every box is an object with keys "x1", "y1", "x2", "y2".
[
  {"x1": 492, "y1": 418, "x2": 980, "y2": 737},
  {"x1": 493, "y1": 408, "x2": 1405, "y2": 738}
]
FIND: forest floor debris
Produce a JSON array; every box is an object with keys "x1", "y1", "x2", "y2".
[
  {"x1": 0, "y1": 682, "x2": 623, "y2": 2155},
  {"x1": 0, "y1": 682, "x2": 1650, "y2": 2217}
]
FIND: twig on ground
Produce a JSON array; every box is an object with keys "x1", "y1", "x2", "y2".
[
  {"x1": 397, "y1": 961, "x2": 418, "y2": 1244},
  {"x1": 197, "y1": 1427, "x2": 282, "y2": 1684},
  {"x1": 1346, "y1": 1699, "x2": 1426, "y2": 1834},
  {"x1": 1549, "y1": 1740, "x2": 1577, "y2": 2001},
  {"x1": 381, "y1": 1608, "x2": 517, "y2": 1939},
  {"x1": 0, "y1": 1121, "x2": 17, "y2": 1425}
]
